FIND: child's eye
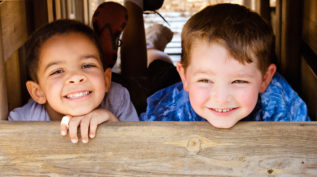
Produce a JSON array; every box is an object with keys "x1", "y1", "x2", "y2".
[
  {"x1": 49, "y1": 69, "x2": 63, "y2": 76},
  {"x1": 82, "y1": 64, "x2": 96, "y2": 69},
  {"x1": 198, "y1": 79, "x2": 212, "y2": 83},
  {"x1": 232, "y1": 80, "x2": 249, "y2": 84}
]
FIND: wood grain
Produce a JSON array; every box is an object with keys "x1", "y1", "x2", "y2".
[
  {"x1": 0, "y1": 0, "x2": 28, "y2": 62},
  {"x1": 302, "y1": 0, "x2": 317, "y2": 54},
  {"x1": 0, "y1": 9, "x2": 8, "y2": 120},
  {"x1": 0, "y1": 121, "x2": 316, "y2": 176}
]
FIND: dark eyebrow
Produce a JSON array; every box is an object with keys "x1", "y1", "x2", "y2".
[
  {"x1": 80, "y1": 54, "x2": 100, "y2": 60},
  {"x1": 44, "y1": 61, "x2": 62, "y2": 72}
]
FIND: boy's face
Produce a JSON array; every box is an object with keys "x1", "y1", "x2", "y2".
[
  {"x1": 177, "y1": 41, "x2": 272, "y2": 128},
  {"x1": 33, "y1": 32, "x2": 110, "y2": 117}
]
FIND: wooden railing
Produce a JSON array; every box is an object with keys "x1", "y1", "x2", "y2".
[{"x1": 0, "y1": 121, "x2": 316, "y2": 176}]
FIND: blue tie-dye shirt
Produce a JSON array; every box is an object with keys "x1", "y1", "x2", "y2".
[{"x1": 140, "y1": 73, "x2": 310, "y2": 121}]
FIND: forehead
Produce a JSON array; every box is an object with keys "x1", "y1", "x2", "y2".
[
  {"x1": 188, "y1": 41, "x2": 261, "y2": 75},
  {"x1": 38, "y1": 32, "x2": 100, "y2": 64},
  {"x1": 41, "y1": 32, "x2": 97, "y2": 52}
]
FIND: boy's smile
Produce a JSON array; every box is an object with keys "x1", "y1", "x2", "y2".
[
  {"x1": 33, "y1": 32, "x2": 110, "y2": 119},
  {"x1": 177, "y1": 41, "x2": 267, "y2": 128},
  {"x1": 64, "y1": 90, "x2": 92, "y2": 100}
]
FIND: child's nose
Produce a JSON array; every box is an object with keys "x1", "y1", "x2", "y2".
[
  {"x1": 211, "y1": 85, "x2": 230, "y2": 103},
  {"x1": 67, "y1": 73, "x2": 87, "y2": 84}
]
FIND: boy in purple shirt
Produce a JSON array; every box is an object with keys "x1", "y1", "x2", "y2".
[{"x1": 8, "y1": 20, "x2": 138, "y2": 143}]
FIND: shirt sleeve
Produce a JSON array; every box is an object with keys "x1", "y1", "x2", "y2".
[
  {"x1": 116, "y1": 87, "x2": 139, "y2": 121},
  {"x1": 8, "y1": 100, "x2": 50, "y2": 121},
  {"x1": 102, "y1": 82, "x2": 139, "y2": 121},
  {"x1": 260, "y1": 72, "x2": 310, "y2": 121}
]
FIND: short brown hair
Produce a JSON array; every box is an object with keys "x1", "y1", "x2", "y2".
[{"x1": 181, "y1": 3, "x2": 274, "y2": 74}]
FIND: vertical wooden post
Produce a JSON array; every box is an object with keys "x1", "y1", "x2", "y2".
[
  {"x1": 0, "y1": 15, "x2": 8, "y2": 120},
  {"x1": 55, "y1": 0, "x2": 62, "y2": 20},
  {"x1": 275, "y1": 0, "x2": 282, "y2": 65},
  {"x1": 47, "y1": 0, "x2": 54, "y2": 22},
  {"x1": 280, "y1": 0, "x2": 302, "y2": 91},
  {"x1": 256, "y1": 0, "x2": 271, "y2": 23},
  {"x1": 83, "y1": 0, "x2": 89, "y2": 24}
]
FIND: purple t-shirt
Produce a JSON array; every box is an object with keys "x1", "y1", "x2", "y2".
[{"x1": 8, "y1": 82, "x2": 139, "y2": 121}]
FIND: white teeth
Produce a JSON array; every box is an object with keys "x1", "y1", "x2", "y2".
[
  {"x1": 66, "y1": 91, "x2": 90, "y2": 99},
  {"x1": 213, "y1": 108, "x2": 234, "y2": 113}
]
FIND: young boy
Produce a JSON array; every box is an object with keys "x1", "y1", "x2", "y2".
[
  {"x1": 140, "y1": 3, "x2": 310, "y2": 128},
  {"x1": 8, "y1": 20, "x2": 138, "y2": 143}
]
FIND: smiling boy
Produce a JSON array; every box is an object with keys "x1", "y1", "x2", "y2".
[
  {"x1": 9, "y1": 20, "x2": 138, "y2": 143},
  {"x1": 141, "y1": 3, "x2": 310, "y2": 127},
  {"x1": 33, "y1": 32, "x2": 109, "y2": 119}
]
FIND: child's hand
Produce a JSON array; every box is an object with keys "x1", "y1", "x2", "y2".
[{"x1": 60, "y1": 109, "x2": 119, "y2": 143}]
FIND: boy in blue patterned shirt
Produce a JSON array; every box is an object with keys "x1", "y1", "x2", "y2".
[{"x1": 141, "y1": 3, "x2": 310, "y2": 127}]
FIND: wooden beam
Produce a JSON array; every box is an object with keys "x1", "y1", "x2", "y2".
[
  {"x1": 0, "y1": 0, "x2": 28, "y2": 62},
  {"x1": 0, "y1": 121, "x2": 316, "y2": 176},
  {"x1": 83, "y1": 0, "x2": 89, "y2": 24},
  {"x1": 302, "y1": 0, "x2": 317, "y2": 54},
  {"x1": 4, "y1": 52, "x2": 22, "y2": 111},
  {"x1": 280, "y1": 0, "x2": 302, "y2": 91},
  {"x1": 47, "y1": 0, "x2": 54, "y2": 22},
  {"x1": 0, "y1": 12, "x2": 8, "y2": 120},
  {"x1": 275, "y1": 0, "x2": 282, "y2": 65},
  {"x1": 255, "y1": 0, "x2": 271, "y2": 23},
  {"x1": 55, "y1": 0, "x2": 62, "y2": 20}
]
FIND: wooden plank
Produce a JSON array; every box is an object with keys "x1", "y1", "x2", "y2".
[
  {"x1": 274, "y1": 0, "x2": 282, "y2": 66},
  {"x1": 0, "y1": 11, "x2": 8, "y2": 120},
  {"x1": 255, "y1": 0, "x2": 270, "y2": 23},
  {"x1": 0, "y1": 0, "x2": 28, "y2": 61},
  {"x1": 301, "y1": 56, "x2": 317, "y2": 120},
  {"x1": 280, "y1": 0, "x2": 302, "y2": 91},
  {"x1": 55, "y1": 0, "x2": 62, "y2": 20},
  {"x1": 0, "y1": 121, "x2": 316, "y2": 176},
  {"x1": 47, "y1": 0, "x2": 54, "y2": 23},
  {"x1": 302, "y1": 0, "x2": 317, "y2": 55},
  {"x1": 4, "y1": 52, "x2": 22, "y2": 111},
  {"x1": 83, "y1": 0, "x2": 89, "y2": 24}
]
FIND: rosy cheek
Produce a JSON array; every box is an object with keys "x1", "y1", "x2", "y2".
[
  {"x1": 235, "y1": 87, "x2": 259, "y2": 110},
  {"x1": 189, "y1": 86, "x2": 210, "y2": 107},
  {"x1": 46, "y1": 79, "x2": 62, "y2": 96}
]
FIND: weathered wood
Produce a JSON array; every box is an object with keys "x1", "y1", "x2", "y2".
[
  {"x1": 0, "y1": 7, "x2": 8, "y2": 120},
  {"x1": 300, "y1": 0, "x2": 317, "y2": 121},
  {"x1": 255, "y1": 0, "x2": 271, "y2": 24},
  {"x1": 280, "y1": 0, "x2": 302, "y2": 91},
  {"x1": 274, "y1": 0, "x2": 282, "y2": 65},
  {"x1": 4, "y1": 52, "x2": 22, "y2": 111},
  {"x1": 302, "y1": 0, "x2": 317, "y2": 55},
  {"x1": 0, "y1": 121, "x2": 316, "y2": 176},
  {"x1": 47, "y1": 0, "x2": 54, "y2": 23},
  {"x1": 0, "y1": 0, "x2": 28, "y2": 62},
  {"x1": 301, "y1": 56, "x2": 317, "y2": 120}
]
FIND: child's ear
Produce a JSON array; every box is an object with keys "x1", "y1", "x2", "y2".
[
  {"x1": 260, "y1": 64, "x2": 277, "y2": 93},
  {"x1": 176, "y1": 62, "x2": 189, "y2": 92},
  {"x1": 26, "y1": 81, "x2": 47, "y2": 104},
  {"x1": 104, "y1": 68, "x2": 112, "y2": 92}
]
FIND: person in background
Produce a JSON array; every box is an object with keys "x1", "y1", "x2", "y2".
[
  {"x1": 146, "y1": 23, "x2": 174, "y2": 67},
  {"x1": 93, "y1": 0, "x2": 180, "y2": 114}
]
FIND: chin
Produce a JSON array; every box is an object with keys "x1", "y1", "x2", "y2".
[
  {"x1": 213, "y1": 123, "x2": 235, "y2": 129},
  {"x1": 67, "y1": 108, "x2": 94, "y2": 117},
  {"x1": 207, "y1": 119, "x2": 238, "y2": 129}
]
